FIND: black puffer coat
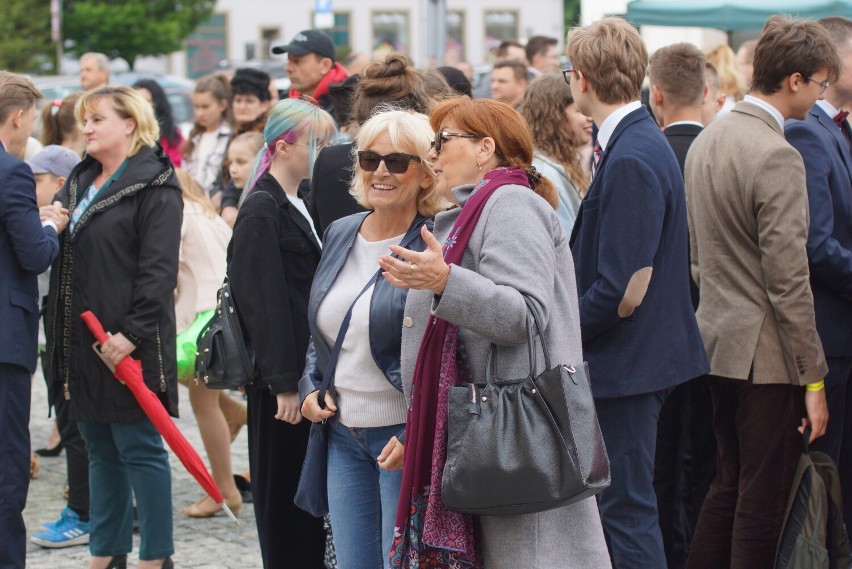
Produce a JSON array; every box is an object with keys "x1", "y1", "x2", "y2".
[{"x1": 45, "y1": 144, "x2": 183, "y2": 422}]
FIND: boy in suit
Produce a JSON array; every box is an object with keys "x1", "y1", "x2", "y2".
[
  {"x1": 648, "y1": 42, "x2": 715, "y2": 569},
  {"x1": 785, "y1": 15, "x2": 852, "y2": 527},
  {"x1": 0, "y1": 71, "x2": 67, "y2": 568},
  {"x1": 685, "y1": 16, "x2": 838, "y2": 568},
  {"x1": 567, "y1": 18, "x2": 709, "y2": 569}
]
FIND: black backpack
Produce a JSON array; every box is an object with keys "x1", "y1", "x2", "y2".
[{"x1": 775, "y1": 427, "x2": 852, "y2": 569}]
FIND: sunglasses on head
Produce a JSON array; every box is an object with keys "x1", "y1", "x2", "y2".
[
  {"x1": 357, "y1": 151, "x2": 421, "y2": 174},
  {"x1": 430, "y1": 131, "x2": 478, "y2": 154}
]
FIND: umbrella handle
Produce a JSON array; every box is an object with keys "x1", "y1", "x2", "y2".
[{"x1": 92, "y1": 341, "x2": 119, "y2": 376}]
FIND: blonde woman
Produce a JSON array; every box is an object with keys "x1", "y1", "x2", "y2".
[
  {"x1": 705, "y1": 44, "x2": 746, "y2": 116},
  {"x1": 299, "y1": 110, "x2": 449, "y2": 569},
  {"x1": 171, "y1": 169, "x2": 245, "y2": 518},
  {"x1": 45, "y1": 86, "x2": 181, "y2": 569}
]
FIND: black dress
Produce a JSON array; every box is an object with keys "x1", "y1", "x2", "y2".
[{"x1": 228, "y1": 172, "x2": 325, "y2": 568}]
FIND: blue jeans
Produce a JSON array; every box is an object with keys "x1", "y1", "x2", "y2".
[
  {"x1": 78, "y1": 418, "x2": 173, "y2": 560},
  {"x1": 327, "y1": 422, "x2": 403, "y2": 569}
]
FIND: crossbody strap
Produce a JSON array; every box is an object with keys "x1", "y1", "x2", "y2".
[{"x1": 317, "y1": 269, "x2": 382, "y2": 409}]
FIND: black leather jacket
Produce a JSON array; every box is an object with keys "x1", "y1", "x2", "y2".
[{"x1": 298, "y1": 212, "x2": 431, "y2": 437}]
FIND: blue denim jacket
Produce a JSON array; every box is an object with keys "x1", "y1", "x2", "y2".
[{"x1": 298, "y1": 212, "x2": 431, "y2": 441}]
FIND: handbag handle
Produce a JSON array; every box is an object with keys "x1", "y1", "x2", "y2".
[
  {"x1": 484, "y1": 296, "x2": 552, "y2": 382},
  {"x1": 316, "y1": 269, "x2": 382, "y2": 410}
]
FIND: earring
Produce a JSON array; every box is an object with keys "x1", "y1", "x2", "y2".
[{"x1": 476, "y1": 160, "x2": 482, "y2": 172}]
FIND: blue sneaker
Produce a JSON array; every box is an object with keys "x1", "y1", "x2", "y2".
[
  {"x1": 40, "y1": 506, "x2": 73, "y2": 531},
  {"x1": 31, "y1": 508, "x2": 90, "y2": 548}
]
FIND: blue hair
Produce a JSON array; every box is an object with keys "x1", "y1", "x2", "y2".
[{"x1": 244, "y1": 98, "x2": 338, "y2": 195}]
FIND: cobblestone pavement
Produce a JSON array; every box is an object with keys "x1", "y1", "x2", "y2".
[{"x1": 25, "y1": 368, "x2": 263, "y2": 568}]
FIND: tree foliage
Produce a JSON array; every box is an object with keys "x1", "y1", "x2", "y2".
[
  {"x1": 0, "y1": 0, "x2": 55, "y2": 73},
  {"x1": 64, "y1": 0, "x2": 216, "y2": 68},
  {"x1": 565, "y1": 0, "x2": 581, "y2": 31}
]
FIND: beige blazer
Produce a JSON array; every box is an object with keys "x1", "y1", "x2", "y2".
[
  {"x1": 174, "y1": 200, "x2": 231, "y2": 333},
  {"x1": 685, "y1": 101, "x2": 827, "y2": 385}
]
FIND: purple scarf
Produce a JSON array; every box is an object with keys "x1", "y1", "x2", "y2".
[{"x1": 389, "y1": 167, "x2": 531, "y2": 568}]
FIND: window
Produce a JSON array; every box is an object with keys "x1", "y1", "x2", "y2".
[
  {"x1": 484, "y1": 10, "x2": 520, "y2": 55},
  {"x1": 371, "y1": 10, "x2": 410, "y2": 58},
  {"x1": 446, "y1": 10, "x2": 465, "y2": 64},
  {"x1": 260, "y1": 27, "x2": 281, "y2": 60},
  {"x1": 185, "y1": 13, "x2": 228, "y2": 79}
]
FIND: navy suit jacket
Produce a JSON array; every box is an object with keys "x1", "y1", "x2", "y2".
[
  {"x1": 570, "y1": 106, "x2": 709, "y2": 398},
  {"x1": 786, "y1": 105, "x2": 852, "y2": 357},
  {"x1": 0, "y1": 144, "x2": 59, "y2": 373}
]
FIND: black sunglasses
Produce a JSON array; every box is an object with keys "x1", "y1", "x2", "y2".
[
  {"x1": 431, "y1": 131, "x2": 478, "y2": 154},
  {"x1": 357, "y1": 150, "x2": 421, "y2": 174}
]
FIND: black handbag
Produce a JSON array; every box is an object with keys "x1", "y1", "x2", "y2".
[
  {"x1": 194, "y1": 276, "x2": 257, "y2": 390},
  {"x1": 441, "y1": 297, "x2": 610, "y2": 515}
]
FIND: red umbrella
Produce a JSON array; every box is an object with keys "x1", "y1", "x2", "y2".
[{"x1": 80, "y1": 310, "x2": 238, "y2": 525}]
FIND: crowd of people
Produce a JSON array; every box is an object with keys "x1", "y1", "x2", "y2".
[{"x1": 1, "y1": 13, "x2": 851, "y2": 569}]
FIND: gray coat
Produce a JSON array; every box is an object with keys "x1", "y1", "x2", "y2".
[{"x1": 401, "y1": 183, "x2": 611, "y2": 569}]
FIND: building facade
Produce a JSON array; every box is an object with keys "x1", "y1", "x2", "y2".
[{"x1": 173, "y1": 0, "x2": 564, "y2": 77}]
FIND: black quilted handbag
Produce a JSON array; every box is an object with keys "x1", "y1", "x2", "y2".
[
  {"x1": 194, "y1": 277, "x2": 257, "y2": 390},
  {"x1": 441, "y1": 297, "x2": 610, "y2": 515}
]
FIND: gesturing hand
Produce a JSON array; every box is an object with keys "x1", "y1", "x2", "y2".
[{"x1": 379, "y1": 225, "x2": 450, "y2": 294}]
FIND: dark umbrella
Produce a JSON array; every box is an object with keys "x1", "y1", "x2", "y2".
[{"x1": 81, "y1": 310, "x2": 238, "y2": 524}]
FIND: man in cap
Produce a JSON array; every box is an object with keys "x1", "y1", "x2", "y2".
[{"x1": 273, "y1": 29, "x2": 349, "y2": 123}]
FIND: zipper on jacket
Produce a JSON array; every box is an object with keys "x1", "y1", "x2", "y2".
[
  {"x1": 63, "y1": 381, "x2": 70, "y2": 400},
  {"x1": 156, "y1": 325, "x2": 166, "y2": 392}
]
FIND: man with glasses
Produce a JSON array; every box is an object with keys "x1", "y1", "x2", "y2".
[
  {"x1": 685, "y1": 16, "x2": 838, "y2": 568},
  {"x1": 784, "y1": 16, "x2": 852, "y2": 529},
  {"x1": 567, "y1": 17, "x2": 709, "y2": 569}
]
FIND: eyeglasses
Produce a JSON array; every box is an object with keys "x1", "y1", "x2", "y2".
[
  {"x1": 357, "y1": 150, "x2": 421, "y2": 174},
  {"x1": 430, "y1": 131, "x2": 478, "y2": 154},
  {"x1": 289, "y1": 140, "x2": 329, "y2": 151},
  {"x1": 806, "y1": 76, "x2": 831, "y2": 94},
  {"x1": 562, "y1": 68, "x2": 576, "y2": 86}
]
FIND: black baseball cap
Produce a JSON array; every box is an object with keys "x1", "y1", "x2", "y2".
[{"x1": 272, "y1": 30, "x2": 336, "y2": 62}]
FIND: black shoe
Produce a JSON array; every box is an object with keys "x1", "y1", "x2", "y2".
[
  {"x1": 233, "y1": 474, "x2": 253, "y2": 504},
  {"x1": 35, "y1": 443, "x2": 63, "y2": 457},
  {"x1": 106, "y1": 555, "x2": 127, "y2": 569}
]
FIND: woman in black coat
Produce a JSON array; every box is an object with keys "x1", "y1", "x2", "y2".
[
  {"x1": 227, "y1": 98, "x2": 337, "y2": 568},
  {"x1": 45, "y1": 86, "x2": 182, "y2": 569}
]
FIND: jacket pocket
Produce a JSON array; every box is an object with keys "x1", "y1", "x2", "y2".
[{"x1": 10, "y1": 288, "x2": 37, "y2": 314}]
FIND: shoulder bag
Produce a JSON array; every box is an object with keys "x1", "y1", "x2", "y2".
[
  {"x1": 441, "y1": 296, "x2": 611, "y2": 515},
  {"x1": 294, "y1": 270, "x2": 382, "y2": 517},
  {"x1": 194, "y1": 276, "x2": 257, "y2": 390}
]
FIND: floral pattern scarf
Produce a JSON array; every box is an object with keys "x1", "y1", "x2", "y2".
[{"x1": 389, "y1": 167, "x2": 532, "y2": 568}]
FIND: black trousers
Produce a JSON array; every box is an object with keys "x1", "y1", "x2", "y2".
[
  {"x1": 0, "y1": 363, "x2": 31, "y2": 569},
  {"x1": 246, "y1": 384, "x2": 325, "y2": 569},
  {"x1": 686, "y1": 377, "x2": 805, "y2": 569},
  {"x1": 54, "y1": 384, "x2": 90, "y2": 518},
  {"x1": 654, "y1": 375, "x2": 716, "y2": 569}
]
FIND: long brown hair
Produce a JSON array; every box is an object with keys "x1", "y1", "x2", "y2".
[
  {"x1": 518, "y1": 75, "x2": 588, "y2": 194},
  {"x1": 182, "y1": 73, "x2": 232, "y2": 160},
  {"x1": 429, "y1": 96, "x2": 558, "y2": 209}
]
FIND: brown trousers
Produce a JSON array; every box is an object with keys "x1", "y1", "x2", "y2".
[{"x1": 686, "y1": 376, "x2": 806, "y2": 569}]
